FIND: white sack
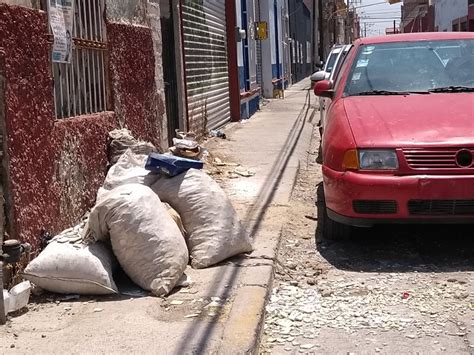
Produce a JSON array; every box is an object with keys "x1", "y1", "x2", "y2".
[
  {"x1": 89, "y1": 184, "x2": 188, "y2": 296},
  {"x1": 164, "y1": 203, "x2": 187, "y2": 237},
  {"x1": 151, "y1": 169, "x2": 253, "y2": 269},
  {"x1": 102, "y1": 149, "x2": 160, "y2": 192},
  {"x1": 23, "y1": 242, "x2": 117, "y2": 295},
  {"x1": 108, "y1": 128, "x2": 156, "y2": 165}
]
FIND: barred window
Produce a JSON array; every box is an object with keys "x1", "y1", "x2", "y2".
[{"x1": 48, "y1": 0, "x2": 109, "y2": 119}]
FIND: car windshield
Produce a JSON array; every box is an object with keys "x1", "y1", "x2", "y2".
[
  {"x1": 345, "y1": 39, "x2": 474, "y2": 96},
  {"x1": 325, "y1": 52, "x2": 339, "y2": 73}
]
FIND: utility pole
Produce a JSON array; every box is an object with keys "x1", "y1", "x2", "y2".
[{"x1": 364, "y1": 22, "x2": 367, "y2": 37}]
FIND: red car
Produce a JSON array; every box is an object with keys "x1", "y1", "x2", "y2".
[{"x1": 314, "y1": 32, "x2": 474, "y2": 239}]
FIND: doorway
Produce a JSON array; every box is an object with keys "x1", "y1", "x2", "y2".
[{"x1": 160, "y1": 0, "x2": 180, "y2": 145}]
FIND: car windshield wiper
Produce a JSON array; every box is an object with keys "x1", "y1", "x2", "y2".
[
  {"x1": 354, "y1": 90, "x2": 430, "y2": 96},
  {"x1": 428, "y1": 86, "x2": 474, "y2": 93}
]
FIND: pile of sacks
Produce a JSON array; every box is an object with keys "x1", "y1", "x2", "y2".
[{"x1": 23, "y1": 130, "x2": 253, "y2": 297}]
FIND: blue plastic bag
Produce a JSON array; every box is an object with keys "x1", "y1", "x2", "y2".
[{"x1": 145, "y1": 153, "x2": 203, "y2": 177}]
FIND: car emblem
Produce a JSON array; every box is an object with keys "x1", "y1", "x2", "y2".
[{"x1": 455, "y1": 149, "x2": 473, "y2": 168}]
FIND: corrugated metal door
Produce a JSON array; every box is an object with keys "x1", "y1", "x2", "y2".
[{"x1": 181, "y1": 0, "x2": 231, "y2": 131}]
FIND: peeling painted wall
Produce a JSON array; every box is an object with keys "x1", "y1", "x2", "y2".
[
  {"x1": 107, "y1": 22, "x2": 164, "y2": 149},
  {"x1": 0, "y1": 3, "x2": 166, "y2": 251},
  {"x1": 106, "y1": 0, "x2": 148, "y2": 25},
  {"x1": 0, "y1": 0, "x2": 38, "y2": 8},
  {"x1": 0, "y1": 5, "x2": 57, "y2": 247},
  {"x1": 0, "y1": 50, "x2": 6, "y2": 248}
]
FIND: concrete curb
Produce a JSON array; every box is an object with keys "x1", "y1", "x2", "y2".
[
  {"x1": 220, "y1": 161, "x2": 302, "y2": 354},
  {"x1": 218, "y1": 83, "x2": 313, "y2": 353}
]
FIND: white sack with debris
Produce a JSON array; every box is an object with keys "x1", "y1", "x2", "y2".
[
  {"x1": 151, "y1": 169, "x2": 253, "y2": 269},
  {"x1": 89, "y1": 184, "x2": 188, "y2": 296},
  {"x1": 101, "y1": 149, "x2": 160, "y2": 194},
  {"x1": 108, "y1": 128, "x2": 156, "y2": 165},
  {"x1": 23, "y1": 241, "x2": 118, "y2": 295}
]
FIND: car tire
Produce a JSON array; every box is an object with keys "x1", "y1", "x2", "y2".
[
  {"x1": 317, "y1": 184, "x2": 351, "y2": 241},
  {"x1": 321, "y1": 209, "x2": 352, "y2": 240}
]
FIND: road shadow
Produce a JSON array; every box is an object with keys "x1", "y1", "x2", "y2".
[{"x1": 315, "y1": 183, "x2": 474, "y2": 273}]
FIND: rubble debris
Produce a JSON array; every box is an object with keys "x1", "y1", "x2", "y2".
[
  {"x1": 210, "y1": 129, "x2": 226, "y2": 139},
  {"x1": 170, "y1": 300, "x2": 184, "y2": 306},
  {"x1": 169, "y1": 137, "x2": 201, "y2": 159},
  {"x1": 264, "y1": 275, "x2": 470, "y2": 350},
  {"x1": 213, "y1": 157, "x2": 239, "y2": 167},
  {"x1": 175, "y1": 130, "x2": 196, "y2": 140},
  {"x1": 184, "y1": 313, "x2": 199, "y2": 318},
  {"x1": 233, "y1": 167, "x2": 256, "y2": 177},
  {"x1": 175, "y1": 274, "x2": 192, "y2": 288}
]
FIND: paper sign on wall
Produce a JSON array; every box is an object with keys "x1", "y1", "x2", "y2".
[
  {"x1": 256, "y1": 21, "x2": 268, "y2": 40},
  {"x1": 48, "y1": 0, "x2": 75, "y2": 63}
]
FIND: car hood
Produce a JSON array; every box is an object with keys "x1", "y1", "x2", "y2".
[{"x1": 343, "y1": 94, "x2": 474, "y2": 147}]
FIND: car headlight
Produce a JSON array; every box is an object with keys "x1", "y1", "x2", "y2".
[{"x1": 359, "y1": 149, "x2": 398, "y2": 170}]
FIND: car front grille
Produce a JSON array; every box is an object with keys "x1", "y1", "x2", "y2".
[
  {"x1": 408, "y1": 200, "x2": 474, "y2": 216},
  {"x1": 402, "y1": 148, "x2": 474, "y2": 169},
  {"x1": 353, "y1": 200, "x2": 397, "y2": 214}
]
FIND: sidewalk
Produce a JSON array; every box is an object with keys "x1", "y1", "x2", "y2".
[{"x1": 0, "y1": 80, "x2": 317, "y2": 354}]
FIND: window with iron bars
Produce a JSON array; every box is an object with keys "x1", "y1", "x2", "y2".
[{"x1": 48, "y1": 0, "x2": 109, "y2": 119}]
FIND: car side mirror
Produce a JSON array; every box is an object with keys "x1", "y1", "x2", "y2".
[
  {"x1": 314, "y1": 80, "x2": 334, "y2": 99},
  {"x1": 310, "y1": 70, "x2": 326, "y2": 83}
]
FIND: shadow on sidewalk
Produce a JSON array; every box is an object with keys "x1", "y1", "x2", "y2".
[
  {"x1": 315, "y1": 183, "x2": 474, "y2": 274},
  {"x1": 174, "y1": 89, "x2": 315, "y2": 354}
]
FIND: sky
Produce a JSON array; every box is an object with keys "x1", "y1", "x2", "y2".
[{"x1": 355, "y1": 0, "x2": 403, "y2": 37}]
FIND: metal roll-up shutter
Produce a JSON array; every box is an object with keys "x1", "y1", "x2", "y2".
[{"x1": 181, "y1": 0, "x2": 231, "y2": 131}]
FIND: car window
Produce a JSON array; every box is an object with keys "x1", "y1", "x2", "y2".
[
  {"x1": 324, "y1": 52, "x2": 339, "y2": 73},
  {"x1": 344, "y1": 39, "x2": 474, "y2": 95},
  {"x1": 333, "y1": 47, "x2": 354, "y2": 90},
  {"x1": 329, "y1": 46, "x2": 352, "y2": 82}
]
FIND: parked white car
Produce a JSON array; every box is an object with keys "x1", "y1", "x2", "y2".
[
  {"x1": 311, "y1": 45, "x2": 351, "y2": 125},
  {"x1": 310, "y1": 45, "x2": 344, "y2": 84}
]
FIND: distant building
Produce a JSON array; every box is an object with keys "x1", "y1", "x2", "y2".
[
  {"x1": 401, "y1": 0, "x2": 473, "y2": 33},
  {"x1": 435, "y1": 0, "x2": 472, "y2": 32},
  {"x1": 401, "y1": 0, "x2": 435, "y2": 32}
]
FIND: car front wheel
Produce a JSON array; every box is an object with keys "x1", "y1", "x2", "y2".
[{"x1": 317, "y1": 184, "x2": 352, "y2": 240}]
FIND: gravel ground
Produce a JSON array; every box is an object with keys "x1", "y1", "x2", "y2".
[{"x1": 261, "y1": 122, "x2": 474, "y2": 355}]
